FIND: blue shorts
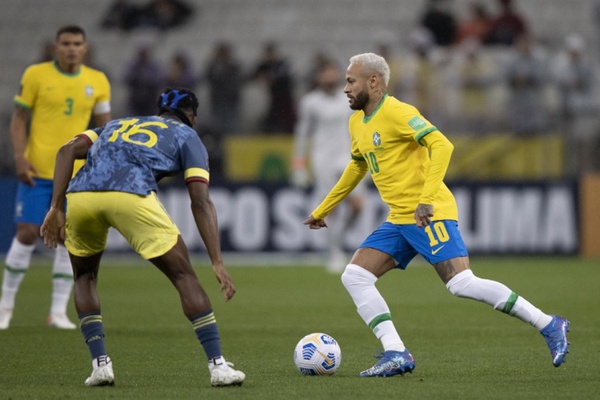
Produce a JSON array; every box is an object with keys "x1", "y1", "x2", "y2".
[
  {"x1": 15, "y1": 178, "x2": 54, "y2": 225},
  {"x1": 360, "y1": 220, "x2": 469, "y2": 269}
]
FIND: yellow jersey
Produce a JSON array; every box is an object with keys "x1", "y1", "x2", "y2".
[
  {"x1": 312, "y1": 94, "x2": 458, "y2": 224},
  {"x1": 14, "y1": 61, "x2": 111, "y2": 179}
]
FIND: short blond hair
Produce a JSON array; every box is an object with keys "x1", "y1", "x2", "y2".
[{"x1": 349, "y1": 53, "x2": 390, "y2": 86}]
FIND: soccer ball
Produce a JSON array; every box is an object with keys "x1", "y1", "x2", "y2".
[{"x1": 293, "y1": 333, "x2": 341, "y2": 375}]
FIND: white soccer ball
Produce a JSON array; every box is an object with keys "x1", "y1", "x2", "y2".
[{"x1": 293, "y1": 332, "x2": 342, "y2": 375}]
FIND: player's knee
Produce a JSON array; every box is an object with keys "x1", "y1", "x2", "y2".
[
  {"x1": 340, "y1": 266, "x2": 353, "y2": 289},
  {"x1": 341, "y1": 264, "x2": 377, "y2": 290},
  {"x1": 445, "y1": 269, "x2": 475, "y2": 297},
  {"x1": 16, "y1": 225, "x2": 39, "y2": 245}
]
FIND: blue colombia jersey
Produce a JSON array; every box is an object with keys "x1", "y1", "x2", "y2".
[{"x1": 67, "y1": 115, "x2": 210, "y2": 195}]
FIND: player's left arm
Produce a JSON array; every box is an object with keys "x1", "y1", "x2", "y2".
[
  {"x1": 415, "y1": 130, "x2": 454, "y2": 227},
  {"x1": 182, "y1": 134, "x2": 236, "y2": 301},
  {"x1": 41, "y1": 135, "x2": 91, "y2": 247},
  {"x1": 187, "y1": 180, "x2": 236, "y2": 302},
  {"x1": 93, "y1": 73, "x2": 112, "y2": 127},
  {"x1": 94, "y1": 111, "x2": 111, "y2": 127}
]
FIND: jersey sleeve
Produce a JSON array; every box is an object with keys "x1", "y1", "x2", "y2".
[
  {"x1": 311, "y1": 158, "x2": 368, "y2": 219},
  {"x1": 181, "y1": 133, "x2": 210, "y2": 184},
  {"x1": 395, "y1": 103, "x2": 438, "y2": 143},
  {"x1": 419, "y1": 130, "x2": 454, "y2": 204},
  {"x1": 76, "y1": 127, "x2": 104, "y2": 147},
  {"x1": 14, "y1": 66, "x2": 38, "y2": 109},
  {"x1": 93, "y1": 71, "x2": 111, "y2": 115}
]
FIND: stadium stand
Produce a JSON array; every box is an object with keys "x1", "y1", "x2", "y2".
[{"x1": 1, "y1": 0, "x2": 599, "y2": 177}]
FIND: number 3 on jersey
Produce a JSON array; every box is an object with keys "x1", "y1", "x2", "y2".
[{"x1": 108, "y1": 118, "x2": 166, "y2": 148}]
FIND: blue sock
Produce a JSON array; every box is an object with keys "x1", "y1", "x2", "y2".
[
  {"x1": 79, "y1": 312, "x2": 107, "y2": 360},
  {"x1": 189, "y1": 309, "x2": 222, "y2": 360}
]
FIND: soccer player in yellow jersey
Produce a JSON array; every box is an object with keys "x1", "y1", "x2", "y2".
[
  {"x1": 0, "y1": 26, "x2": 111, "y2": 330},
  {"x1": 304, "y1": 53, "x2": 570, "y2": 377}
]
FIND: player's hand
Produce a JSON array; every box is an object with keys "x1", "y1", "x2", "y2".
[
  {"x1": 414, "y1": 203, "x2": 434, "y2": 228},
  {"x1": 212, "y1": 263, "x2": 236, "y2": 302},
  {"x1": 303, "y1": 215, "x2": 328, "y2": 229},
  {"x1": 15, "y1": 156, "x2": 37, "y2": 186},
  {"x1": 40, "y1": 207, "x2": 66, "y2": 248}
]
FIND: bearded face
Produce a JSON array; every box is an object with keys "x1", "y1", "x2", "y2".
[
  {"x1": 349, "y1": 86, "x2": 369, "y2": 110},
  {"x1": 344, "y1": 63, "x2": 371, "y2": 111}
]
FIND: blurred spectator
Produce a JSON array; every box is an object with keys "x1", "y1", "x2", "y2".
[
  {"x1": 485, "y1": 0, "x2": 528, "y2": 46},
  {"x1": 204, "y1": 42, "x2": 243, "y2": 135},
  {"x1": 292, "y1": 61, "x2": 364, "y2": 272},
  {"x1": 552, "y1": 34, "x2": 598, "y2": 175},
  {"x1": 100, "y1": 0, "x2": 142, "y2": 31},
  {"x1": 397, "y1": 28, "x2": 448, "y2": 124},
  {"x1": 166, "y1": 51, "x2": 198, "y2": 89},
  {"x1": 503, "y1": 35, "x2": 547, "y2": 136},
  {"x1": 251, "y1": 42, "x2": 296, "y2": 133},
  {"x1": 448, "y1": 39, "x2": 496, "y2": 133},
  {"x1": 303, "y1": 51, "x2": 333, "y2": 92},
  {"x1": 420, "y1": 0, "x2": 457, "y2": 47},
  {"x1": 140, "y1": 0, "x2": 194, "y2": 31},
  {"x1": 101, "y1": 0, "x2": 193, "y2": 32},
  {"x1": 455, "y1": 1, "x2": 492, "y2": 45},
  {"x1": 123, "y1": 43, "x2": 166, "y2": 116}
]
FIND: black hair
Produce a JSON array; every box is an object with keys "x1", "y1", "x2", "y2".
[
  {"x1": 157, "y1": 87, "x2": 199, "y2": 127},
  {"x1": 56, "y1": 25, "x2": 86, "y2": 41}
]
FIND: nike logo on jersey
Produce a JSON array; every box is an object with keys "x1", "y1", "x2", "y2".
[{"x1": 432, "y1": 245, "x2": 445, "y2": 255}]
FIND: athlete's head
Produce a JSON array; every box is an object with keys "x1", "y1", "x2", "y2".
[
  {"x1": 157, "y1": 87, "x2": 199, "y2": 127},
  {"x1": 317, "y1": 62, "x2": 343, "y2": 94},
  {"x1": 344, "y1": 53, "x2": 390, "y2": 111},
  {"x1": 54, "y1": 25, "x2": 88, "y2": 70}
]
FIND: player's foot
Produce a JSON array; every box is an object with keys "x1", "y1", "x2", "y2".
[
  {"x1": 540, "y1": 315, "x2": 570, "y2": 367},
  {"x1": 0, "y1": 308, "x2": 13, "y2": 330},
  {"x1": 359, "y1": 349, "x2": 415, "y2": 377},
  {"x1": 208, "y1": 357, "x2": 245, "y2": 386},
  {"x1": 85, "y1": 356, "x2": 115, "y2": 386},
  {"x1": 47, "y1": 313, "x2": 77, "y2": 330}
]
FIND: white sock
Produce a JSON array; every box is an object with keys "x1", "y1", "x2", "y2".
[
  {"x1": 341, "y1": 264, "x2": 405, "y2": 351},
  {"x1": 446, "y1": 269, "x2": 552, "y2": 330},
  {"x1": 50, "y1": 245, "x2": 73, "y2": 316},
  {"x1": 374, "y1": 320, "x2": 406, "y2": 352},
  {"x1": 0, "y1": 238, "x2": 35, "y2": 310},
  {"x1": 512, "y1": 297, "x2": 553, "y2": 331}
]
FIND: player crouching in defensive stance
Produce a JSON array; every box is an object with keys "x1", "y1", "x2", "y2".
[
  {"x1": 304, "y1": 53, "x2": 570, "y2": 377},
  {"x1": 41, "y1": 88, "x2": 244, "y2": 387}
]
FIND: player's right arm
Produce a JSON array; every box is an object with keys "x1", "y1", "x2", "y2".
[
  {"x1": 10, "y1": 104, "x2": 36, "y2": 186},
  {"x1": 305, "y1": 157, "x2": 368, "y2": 228},
  {"x1": 40, "y1": 135, "x2": 91, "y2": 248}
]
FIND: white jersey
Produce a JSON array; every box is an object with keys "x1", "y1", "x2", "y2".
[{"x1": 293, "y1": 88, "x2": 353, "y2": 188}]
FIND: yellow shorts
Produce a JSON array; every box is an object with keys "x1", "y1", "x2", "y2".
[{"x1": 65, "y1": 191, "x2": 180, "y2": 259}]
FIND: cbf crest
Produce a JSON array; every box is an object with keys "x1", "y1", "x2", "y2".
[
  {"x1": 85, "y1": 85, "x2": 94, "y2": 97},
  {"x1": 372, "y1": 132, "x2": 381, "y2": 146}
]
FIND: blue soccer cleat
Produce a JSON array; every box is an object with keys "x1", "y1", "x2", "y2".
[
  {"x1": 540, "y1": 315, "x2": 570, "y2": 367},
  {"x1": 359, "y1": 349, "x2": 415, "y2": 377}
]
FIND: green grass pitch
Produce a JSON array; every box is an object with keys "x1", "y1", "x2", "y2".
[{"x1": 0, "y1": 256, "x2": 599, "y2": 399}]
